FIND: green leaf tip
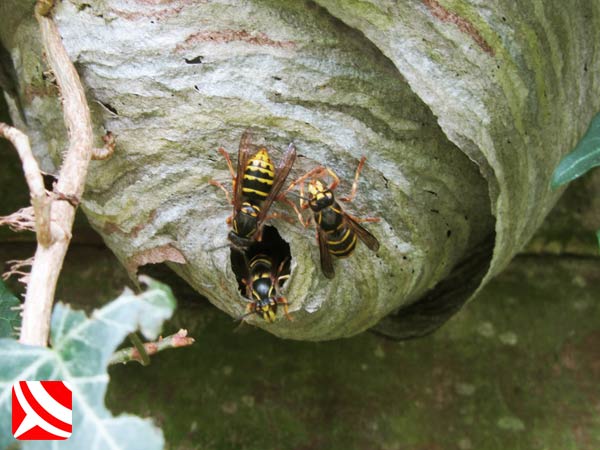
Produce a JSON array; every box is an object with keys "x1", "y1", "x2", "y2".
[{"x1": 552, "y1": 111, "x2": 600, "y2": 188}]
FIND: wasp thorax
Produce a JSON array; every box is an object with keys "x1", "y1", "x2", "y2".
[
  {"x1": 230, "y1": 202, "x2": 261, "y2": 243},
  {"x1": 252, "y1": 276, "x2": 273, "y2": 299}
]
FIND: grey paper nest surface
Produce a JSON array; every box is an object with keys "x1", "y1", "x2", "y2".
[{"x1": 2, "y1": 0, "x2": 599, "y2": 340}]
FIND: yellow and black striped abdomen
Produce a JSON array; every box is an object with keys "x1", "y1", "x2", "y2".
[
  {"x1": 242, "y1": 149, "x2": 275, "y2": 203},
  {"x1": 316, "y1": 203, "x2": 357, "y2": 258},
  {"x1": 325, "y1": 222, "x2": 357, "y2": 257}
]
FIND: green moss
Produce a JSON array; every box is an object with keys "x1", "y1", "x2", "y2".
[{"x1": 101, "y1": 255, "x2": 600, "y2": 449}]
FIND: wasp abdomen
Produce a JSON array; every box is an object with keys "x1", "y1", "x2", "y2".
[
  {"x1": 242, "y1": 149, "x2": 275, "y2": 202},
  {"x1": 315, "y1": 203, "x2": 356, "y2": 256},
  {"x1": 247, "y1": 253, "x2": 281, "y2": 323},
  {"x1": 326, "y1": 225, "x2": 358, "y2": 257}
]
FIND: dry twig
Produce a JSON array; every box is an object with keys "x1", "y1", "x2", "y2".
[
  {"x1": 0, "y1": 124, "x2": 51, "y2": 245},
  {"x1": 108, "y1": 329, "x2": 195, "y2": 365},
  {"x1": 0, "y1": 206, "x2": 36, "y2": 233},
  {"x1": 3, "y1": 257, "x2": 34, "y2": 285}
]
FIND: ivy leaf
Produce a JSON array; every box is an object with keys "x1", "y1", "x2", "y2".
[
  {"x1": 0, "y1": 276, "x2": 176, "y2": 450},
  {"x1": 552, "y1": 112, "x2": 600, "y2": 188},
  {"x1": 0, "y1": 279, "x2": 20, "y2": 338}
]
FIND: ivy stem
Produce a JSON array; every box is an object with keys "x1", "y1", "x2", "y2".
[{"x1": 109, "y1": 329, "x2": 195, "y2": 365}]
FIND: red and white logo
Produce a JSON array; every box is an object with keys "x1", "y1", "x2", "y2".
[{"x1": 12, "y1": 381, "x2": 72, "y2": 440}]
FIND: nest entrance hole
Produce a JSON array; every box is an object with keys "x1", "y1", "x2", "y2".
[{"x1": 229, "y1": 226, "x2": 292, "y2": 296}]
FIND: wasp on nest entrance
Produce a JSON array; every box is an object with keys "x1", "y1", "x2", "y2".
[{"x1": 230, "y1": 225, "x2": 292, "y2": 323}]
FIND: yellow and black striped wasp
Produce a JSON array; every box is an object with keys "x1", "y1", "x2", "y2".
[
  {"x1": 237, "y1": 253, "x2": 292, "y2": 323},
  {"x1": 210, "y1": 131, "x2": 297, "y2": 250},
  {"x1": 287, "y1": 156, "x2": 379, "y2": 278}
]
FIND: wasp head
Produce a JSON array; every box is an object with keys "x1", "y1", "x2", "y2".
[{"x1": 308, "y1": 179, "x2": 334, "y2": 211}]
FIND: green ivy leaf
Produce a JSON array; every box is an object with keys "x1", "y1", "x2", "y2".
[
  {"x1": 552, "y1": 112, "x2": 600, "y2": 188},
  {"x1": 0, "y1": 277, "x2": 176, "y2": 450},
  {"x1": 0, "y1": 279, "x2": 20, "y2": 338}
]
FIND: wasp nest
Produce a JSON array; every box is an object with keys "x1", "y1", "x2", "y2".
[{"x1": 2, "y1": 0, "x2": 599, "y2": 340}]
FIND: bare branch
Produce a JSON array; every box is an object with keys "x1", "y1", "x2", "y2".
[
  {"x1": 19, "y1": 2, "x2": 94, "y2": 347},
  {"x1": 0, "y1": 206, "x2": 36, "y2": 233},
  {"x1": 0, "y1": 123, "x2": 52, "y2": 246},
  {"x1": 3, "y1": 258, "x2": 34, "y2": 284},
  {"x1": 108, "y1": 329, "x2": 195, "y2": 365}
]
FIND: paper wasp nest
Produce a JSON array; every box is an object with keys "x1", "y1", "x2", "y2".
[{"x1": 2, "y1": 0, "x2": 599, "y2": 340}]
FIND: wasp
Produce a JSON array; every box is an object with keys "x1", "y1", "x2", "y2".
[
  {"x1": 287, "y1": 156, "x2": 380, "y2": 278},
  {"x1": 238, "y1": 253, "x2": 292, "y2": 323},
  {"x1": 210, "y1": 131, "x2": 297, "y2": 250}
]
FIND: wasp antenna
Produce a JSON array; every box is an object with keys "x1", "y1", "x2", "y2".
[
  {"x1": 285, "y1": 190, "x2": 309, "y2": 201},
  {"x1": 235, "y1": 311, "x2": 255, "y2": 322},
  {"x1": 206, "y1": 242, "x2": 231, "y2": 252}
]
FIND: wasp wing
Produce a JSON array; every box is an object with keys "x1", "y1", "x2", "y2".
[
  {"x1": 343, "y1": 213, "x2": 380, "y2": 252},
  {"x1": 255, "y1": 142, "x2": 297, "y2": 226},
  {"x1": 317, "y1": 227, "x2": 335, "y2": 279},
  {"x1": 232, "y1": 130, "x2": 252, "y2": 215}
]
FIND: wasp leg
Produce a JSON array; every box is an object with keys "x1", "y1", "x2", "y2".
[
  {"x1": 263, "y1": 212, "x2": 296, "y2": 224},
  {"x1": 277, "y1": 193, "x2": 307, "y2": 226},
  {"x1": 235, "y1": 303, "x2": 255, "y2": 323},
  {"x1": 209, "y1": 179, "x2": 233, "y2": 205},
  {"x1": 276, "y1": 258, "x2": 290, "y2": 278},
  {"x1": 277, "y1": 274, "x2": 290, "y2": 287},
  {"x1": 277, "y1": 297, "x2": 293, "y2": 321},
  {"x1": 297, "y1": 183, "x2": 313, "y2": 227},
  {"x1": 324, "y1": 167, "x2": 341, "y2": 192},
  {"x1": 339, "y1": 156, "x2": 366, "y2": 202},
  {"x1": 299, "y1": 182, "x2": 309, "y2": 210},
  {"x1": 275, "y1": 258, "x2": 291, "y2": 287},
  {"x1": 217, "y1": 147, "x2": 237, "y2": 180},
  {"x1": 286, "y1": 166, "x2": 327, "y2": 193},
  {"x1": 240, "y1": 277, "x2": 252, "y2": 299}
]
